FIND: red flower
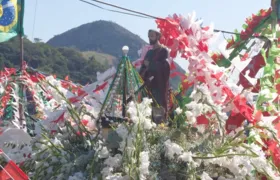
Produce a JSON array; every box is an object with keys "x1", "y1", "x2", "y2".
[
  {"x1": 178, "y1": 36, "x2": 189, "y2": 49},
  {"x1": 185, "y1": 28, "x2": 193, "y2": 35},
  {"x1": 238, "y1": 53, "x2": 265, "y2": 90},
  {"x1": 241, "y1": 53, "x2": 249, "y2": 61},
  {"x1": 211, "y1": 72, "x2": 223, "y2": 80},
  {"x1": 197, "y1": 41, "x2": 208, "y2": 52},
  {"x1": 202, "y1": 26, "x2": 210, "y2": 31},
  {"x1": 211, "y1": 53, "x2": 219, "y2": 62},
  {"x1": 233, "y1": 95, "x2": 255, "y2": 123},
  {"x1": 76, "y1": 131, "x2": 86, "y2": 136},
  {"x1": 226, "y1": 36, "x2": 235, "y2": 49},
  {"x1": 226, "y1": 113, "x2": 246, "y2": 133},
  {"x1": 222, "y1": 86, "x2": 235, "y2": 103},
  {"x1": 196, "y1": 76, "x2": 206, "y2": 83},
  {"x1": 170, "y1": 50, "x2": 177, "y2": 58},
  {"x1": 240, "y1": 30, "x2": 250, "y2": 40},
  {"x1": 81, "y1": 119, "x2": 89, "y2": 126},
  {"x1": 196, "y1": 115, "x2": 209, "y2": 125},
  {"x1": 263, "y1": 139, "x2": 280, "y2": 168}
]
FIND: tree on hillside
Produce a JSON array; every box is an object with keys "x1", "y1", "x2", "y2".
[
  {"x1": 0, "y1": 37, "x2": 108, "y2": 85},
  {"x1": 34, "y1": 38, "x2": 42, "y2": 43}
]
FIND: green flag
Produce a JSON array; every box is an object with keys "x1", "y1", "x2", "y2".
[{"x1": 0, "y1": 0, "x2": 24, "y2": 42}]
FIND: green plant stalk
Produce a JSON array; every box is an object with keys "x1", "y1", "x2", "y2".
[
  {"x1": 89, "y1": 147, "x2": 102, "y2": 179},
  {"x1": 192, "y1": 153, "x2": 258, "y2": 160},
  {"x1": 33, "y1": 155, "x2": 53, "y2": 179},
  {"x1": 41, "y1": 133, "x2": 63, "y2": 153}
]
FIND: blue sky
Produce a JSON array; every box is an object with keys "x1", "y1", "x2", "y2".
[{"x1": 24, "y1": 0, "x2": 270, "y2": 70}]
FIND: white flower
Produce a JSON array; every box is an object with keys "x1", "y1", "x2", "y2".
[
  {"x1": 178, "y1": 152, "x2": 193, "y2": 162},
  {"x1": 126, "y1": 100, "x2": 154, "y2": 130},
  {"x1": 164, "y1": 140, "x2": 183, "y2": 159},
  {"x1": 200, "y1": 172, "x2": 212, "y2": 180},
  {"x1": 185, "y1": 111, "x2": 196, "y2": 124},
  {"x1": 98, "y1": 146, "x2": 109, "y2": 159},
  {"x1": 142, "y1": 97, "x2": 153, "y2": 106},
  {"x1": 53, "y1": 137, "x2": 62, "y2": 146},
  {"x1": 196, "y1": 125, "x2": 205, "y2": 133},
  {"x1": 139, "y1": 151, "x2": 150, "y2": 179},
  {"x1": 101, "y1": 167, "x2": 114, "y2": 178},
  {"x1": 175, "y1": 107, "x2": 183, "y2": 114},
  {"x1": 104, "y1": 154, "x2": 122, "y2": 168}
]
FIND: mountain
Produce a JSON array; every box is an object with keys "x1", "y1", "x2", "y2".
[
  {"x1": 47, "y1": 20, "x2": 146, "y2": 60},
  {"x1": 47, "y1": 20, "x2": 186, "y2": 88},
  {"x1": 0, "y1": 37, "x2": 107, "y2": 85}
]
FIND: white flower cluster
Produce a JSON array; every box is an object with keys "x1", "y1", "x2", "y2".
[
  {"x1": 127, "y1": 98, "x2": 156, "y2": 130},
  {"x1": 204, "y1": 143, "x2": 280, "y2": 179},
  {"x1": 139, "y1": 151, "x2": 150, "y2": 179},
  {"x1": 101, "y1": 154, "x2": 123, "y2": 178},
  {"x1": 100, "y1": 98, "x2": 154, "y2": 179},
  {"x1": 163, "y1": 137, "x2": 280, "y2": 179},
  {"x1": 164, "y1": 139, "x2": 184, "y2": 160}
]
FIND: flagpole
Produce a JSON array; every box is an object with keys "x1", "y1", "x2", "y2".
[
  {"x1": 20, "y1": 0, "x2": 24, "y2": 70},
  {"x1": 20, "y1": 35, "x2": 23, "y2": 70},
  {"x1": 18, "y1": 0, "x2": 25, "y2": 129}
]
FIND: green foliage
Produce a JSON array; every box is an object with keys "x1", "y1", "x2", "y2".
[{"x1": 0, "y1": 37, "x2": 108, "y2": 85}]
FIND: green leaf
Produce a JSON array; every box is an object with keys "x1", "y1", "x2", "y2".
[{"x1": 242, "y1": 24, "x2": 248, "y2": 30}]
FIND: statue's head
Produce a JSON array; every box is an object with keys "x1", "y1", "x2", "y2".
[{"x1": 148, "y1": 29, "x2": 161, "y2": 45}]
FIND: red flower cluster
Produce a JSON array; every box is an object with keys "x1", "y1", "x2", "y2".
[
  {"x1": 156, "y1": 15, "x2": 256, "y2": 131},
  {"x1": 226, "y1": 8, "x2": 272, "y2": 49},
  {"x1": 242, "y1": 9, "x2": 272, "y2": 39},
  {"x1": 0, "y1": 84, "x2": 12, "y2": 116},
  {"x1": 156, "y1": 15, "x2": 209, "y2": 59},
  {"x1": 233, "y1": 95, "x2": 255, "y2": 123},
  {"x1": 211, "y1": 53, "x2": 225, "y2": 63},
  {"x1": 238, "y1": 52, "x2": 266, "y2": 92}
]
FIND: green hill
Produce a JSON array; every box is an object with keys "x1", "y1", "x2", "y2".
[
  {"x1": 81, "y1": 51, "x2": 117, "y2": 67},
  {"x1": 0, "y1": 37, "x2": 107, "y2": 85}
]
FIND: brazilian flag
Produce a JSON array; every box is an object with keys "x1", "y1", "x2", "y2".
[{"x1": 0, "y1": 0, "x2": 24, "y2": 42}]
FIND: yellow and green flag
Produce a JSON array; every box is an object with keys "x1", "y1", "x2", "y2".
[{"x1": 0, "y1": 0, "x2": 24, "y2": 42}]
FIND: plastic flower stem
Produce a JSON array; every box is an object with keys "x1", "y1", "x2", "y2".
[
  {"x1": 251, "y1": 163, "x2": 274, "y2": 180},
  {"x1": 34, "y1": 156, "x2": 53, "y2": 179},
  {"x1": 46, "y1": 80, "x2": 94, "y2": 143},
  {"x1": 66, "y1": 107, "x2": 90, "y2": 142},
  {"x1": 240, "y1": 144, "x2": 259, "y2": 156},
  {"x1": 41, "y1": 133, "x2": 62, "y2": 153},
  {"x1": 198, "y1": 90, "x2": 225, "y2": 143},
  {"x1": 227, "y1": 126, "x2": 255, "y2": 145},
  {"x1": 192, "y1": 153, "x2": 258, "y2": 160},
  {"x1": 48, "y1": 164, "x2": 63, "y2": 179},
  {"x1": 135, "y1": 117, "x2": 144, "y2": 179},
  {"x1": 89, "y1": 148, "x2": 102, "y2": 179},
  {"x1": 122, "y1": 122, "x2": 134, "y2": 164}
]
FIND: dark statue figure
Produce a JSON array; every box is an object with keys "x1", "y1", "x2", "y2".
[{"x1": 139, "y1": 29, "x2": 170, "y2": 123}]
